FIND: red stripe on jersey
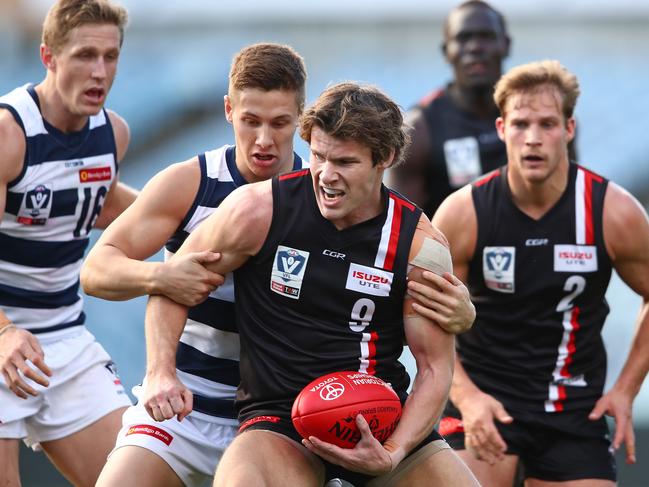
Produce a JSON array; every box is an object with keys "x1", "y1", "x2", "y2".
[
  {"x1": 560, "y1": 307, "x2": 581, "y2": 377},
  {"x1": 553, "y1": 386, "x2": 566, "y2": 412},
  {"x1": 418, "y1": 88, "x2": 444, "y2": 107},
  {"x1": 279, "y1": 169, "x2": 309, "y2": 181},
  {"x1": 383, "y1": 195, "x2": 405, "y2": 271},
  {"x1": 584, "y1": 174, "x2": 595, "y2": 245},
  {"x1": 366, "y1": 331, "x2": 379, "y2": 375},
  {"x1": 474, "y1": 169, "x2": 501, "y2": 187}
]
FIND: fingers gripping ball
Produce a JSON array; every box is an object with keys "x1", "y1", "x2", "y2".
[{"x1": 291, "y1": 371, "x2": 402, "y2": 448}]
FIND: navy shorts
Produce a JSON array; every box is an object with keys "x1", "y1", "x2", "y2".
[
  {"x1": 240, "y1": 409, "x2": 444, "y2": 486},
  {"x1": 440, "y1": 402, "x2": 616, "y2": 482}
]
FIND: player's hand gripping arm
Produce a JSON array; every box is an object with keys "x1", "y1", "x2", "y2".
[
  {"x1": 142, "y1": 181, "x2": 272, "y2": 422},
  {"x1": 0, "y1": 109, "x2": 53, "y2": 398},
  {"x1": 433, "y1": 186, "x2": 513, "y2": 464},
  {"x1": 589, "y1": 183, "x2": 649, "y2": 465},
  {"x1": 81, "y1": 159, "x2": 224, "y2": 306}
]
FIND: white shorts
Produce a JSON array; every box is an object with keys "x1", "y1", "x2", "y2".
[
  {"x1": 0, "y1": 328, "x2": 132, "y2": 449},
  {"x1": 112, "y1": 390, "x2": 237, "y2": 487}
]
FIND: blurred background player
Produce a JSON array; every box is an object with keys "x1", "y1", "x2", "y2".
[
  {"x1": 0, "y1": 1, "x2": 137, "y2": 486},
  {"x1": 430, "y1": 60, "x2": 649, "y2": 486}
]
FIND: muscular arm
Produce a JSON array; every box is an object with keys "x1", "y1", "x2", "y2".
[
  {"x1": 93, "y1": 110, "x2": 137, "y2": 229},
  {"x1": 143, "y1": 180, "x2": 273, "y2": 420},
  {"x1": 385, "y1": 108, "x2": 432, "y2": 212},
  {"x1": 81, "y1": 159, "x2": 224, "y2": 304},
  {"x1": 590, "y1": 183, "x2": 649, "y2": 463},
  {"x1": 0, "y1": 108, "x2": 52, "y2": 396}
]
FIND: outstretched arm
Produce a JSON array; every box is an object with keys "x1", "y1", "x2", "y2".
[
  {"x1": 142, "y1": 180, "x2": 273, "y2": 421},
  {"x1": 589, "y1": 182, "x2": 649, "y2": 464},
  {"x1": 81, "y1": 159, "x2": 224, "y2": 306}
]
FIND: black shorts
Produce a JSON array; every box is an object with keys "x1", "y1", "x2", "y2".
[
  {"x1": 239, "y1": 409, "x2": 444, "y2": 486},
  {"x1": 440, "y1": 402, "x2": 616, "y2": 482}
]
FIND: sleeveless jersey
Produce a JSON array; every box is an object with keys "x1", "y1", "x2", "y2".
[
  {"x1": 416, "y1": 85, "x2": 505, "y2": 216},
  {"x1": 461, "y1": 163, "x2": 612, "y2": 413},
  {"x1": 0, "y1": 84, "x2": 118, "y2": 339},
  {"x1": 234, "y1": 170, "x2": 422, "y2": 421},
  {"x1": 164, "y1": 145, "x2": 303, "y2": 420}
]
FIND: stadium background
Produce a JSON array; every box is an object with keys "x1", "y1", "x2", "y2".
[{"x1": 1, "y1": 1, "x2": 648, "y2": 485}]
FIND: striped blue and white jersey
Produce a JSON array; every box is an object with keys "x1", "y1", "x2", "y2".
[
  {"x1": 0, "y1": 84, "x2": 118, "y2": 340},
  {"x1": 164, "y1": 145, "x2": 304, "y2": 421}
]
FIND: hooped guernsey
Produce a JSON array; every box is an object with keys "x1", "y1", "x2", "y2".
[
  {"x1": 0, "y1": 84, "x2": 118, "y2": 340},
  {"x1": 461, "y1": 162, "x2": 612, "y2": 414},
  {"x1": 164, "y1": 146, "x2": 304, "y2": 421},
  {"x1": 233, "y1": 169, "x2": 422, "y2": 422}
]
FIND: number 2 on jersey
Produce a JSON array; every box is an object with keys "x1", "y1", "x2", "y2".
[{"x1": 556, "y1": 275, "x2": 586, "y2": 312}]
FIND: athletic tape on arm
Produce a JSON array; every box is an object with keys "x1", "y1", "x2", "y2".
[{"x1": 409, "y1": 237, "x2": 453, "y2": 276}]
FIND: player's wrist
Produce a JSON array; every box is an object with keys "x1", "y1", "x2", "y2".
[
  {"x1": 383, "y1": 439, "x2": 406, "y2": 471},
  {"x1": 0, "y1": 322, "x2": 16, "y2": 337},
  {"x1": 147, "y1": 261, "x2": 169, "y2": 295}
]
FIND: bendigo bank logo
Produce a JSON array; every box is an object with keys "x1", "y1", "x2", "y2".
[
  {"x1": 345, "y1": 263, "x2": 393, "y2": 297},
  {"x1": 79, "y1": 166, "x2": 112, "y2": 183},
  {"x1": 270, "y1": 246, "x2": 310, "y2": 300},
  {"x1": 483, "y1": 246, "x2": 515, "y2": 293}
]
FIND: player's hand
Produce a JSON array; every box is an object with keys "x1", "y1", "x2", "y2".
[
  {"x1": 142, "y1": 370, "x2": 193, "y2": 422},
  {"x1": 589, "y1": 388, "x2": 636, "y2": 464},
  {"x1": 155, "y1": 251, "x2": 224, "y2": 306},
  {"x1": 408, "y1": 271, "x2": 475, "y2": 334},
  {"x1": 0, "y1": 326, "x2": 52, "y2": 398},
  {"x1": 302, "y1": 415, "x2": 392, "y2": 476},
  {"x1": 456, "y1": 391, "x2": 513, "y2": 464}
]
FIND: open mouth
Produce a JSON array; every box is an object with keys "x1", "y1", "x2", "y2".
[
  {"x1": 321, "y1": 186, "x2": 345, "y2": 202},
  {"x1": 84, "y1": 87, "x2": 105, "y2": 104},
  {"x1": 252, "y1": 153, "x2": 277, "y2": 167},
  {"x1": 523, "y1": 155, "x2": 544, "y2": 162}
]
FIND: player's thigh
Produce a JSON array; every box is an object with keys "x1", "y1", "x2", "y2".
[
  {"x1": 389, "y1": 445, "x2": 481, "y2": 487},
  {"x1": 457, "y1": 448, "x2": 519, "y2": 487},
  {"x1": 213, "y1": 429, "x2": 324, "y2": 487},
  {"x1": 96, "y1": 445, "x2": 184, "y2": 487},
  {"x1": 0, "y1": 438, "x2": 21, "y2": 486},
  {"x1": 40, "y1": 406, "x2": 127, "y2": 487},
  {"x1": 526, "y1": 479, "x2": 615, "y2": 487}
]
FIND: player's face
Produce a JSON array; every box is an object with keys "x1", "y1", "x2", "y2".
[
  {"x1": 496, "y1": 86, "x2": 575, "y2": 184},
  {"x1": 43, "y1": 23, "x2": 121, "y2": 119},
  {"x1": 309, "y1": 126, "x2": 390, "y2": 230},
  {"x1": 444, "y1": 6, "x2": 509, "y2": 90},
  {"x1": 226, "y1": 88, "x2": 299, "y2": 183}
]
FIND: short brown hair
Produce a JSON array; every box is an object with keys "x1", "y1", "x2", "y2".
[
  {"x1": 42, "y1": 0, "x2": 128, "y2": 53},
  {"x1": 494, "y1": 60, "x2": 580, "y2": 121},
  {"x1": 229, "y1": 43, "x2": 307, "y2": 113},
  {"x1": 299, "y1": 82, "x2": 410, "y2": 167}
]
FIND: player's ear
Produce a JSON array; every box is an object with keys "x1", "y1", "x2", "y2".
[
  {"x1": 565, "y1": 117, "x2": 576, "y2": 143},
  {"x1": 40, "y1": 44, "x2": 55, "y2": 71},
  {"x1": 496, "y1": 117, "x2": 506, "y2": 142},
  {"x1": 224, "y1": 95, "x2": 233, "y2": 123}
]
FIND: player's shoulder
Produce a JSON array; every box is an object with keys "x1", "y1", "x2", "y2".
[{"x1": 0, "y1": 107, "x2": 26, "y2": 181}]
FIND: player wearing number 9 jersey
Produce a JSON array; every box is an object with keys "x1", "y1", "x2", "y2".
[
  {"x1": 433, "y1": 60, "x2": 649, "y2": 486},
  {"x1": 0, "y1": 2, "x2": 137, "y2": 486}
]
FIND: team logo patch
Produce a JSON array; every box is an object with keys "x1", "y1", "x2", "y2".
[
  {"x1": 17, "y1": 183, "x2": 53, "y2": 225},
  {"x1": 345, "y1": 263, "x2": 393, "y2": 297},
  {"x1": 554, "y1": 245, "x2": 598, "y2": 272},
  {"x1": 126, "y1": 424, "x2": 173, "y2": 445},
  {"x1": 443, "y1": 136, "x2": 481, "y2": 187},
  {"x1": 270, "y1": 246, "x2": 310, "y2": 299},
  {"x1": 483, "y1": 246, "x2": 515, "y2": 293},
  {"x1": 79, "y1": 166, "x2": 112, "y2": 183}
]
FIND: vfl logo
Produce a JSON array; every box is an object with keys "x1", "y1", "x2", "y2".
[
  {"x1": 483, "y1": 246, "x2": 515, "y2": 293},
  {"x1": 270, "y1": 246, "x2": 310, "y2": 300},
  {"x1": 320, "y1": 382, "x2": 345, "y2": 401},
  {"x1": 17, "y1": 183, "x2": 53, "y2": 225}
]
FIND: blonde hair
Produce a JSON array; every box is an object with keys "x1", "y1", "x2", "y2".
[
  {"x1": 42, "y1": 0, "x2": 128, "y2": 53},
  {"x1": 494, "y1": 60, "x2": 580, "y2": 120}
]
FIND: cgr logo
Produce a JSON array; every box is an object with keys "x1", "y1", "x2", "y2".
[
  {"x1": 323, "y1": 249, "x2": 345, "y2": 259},
  {"x1": 526, "y1": 238, "x2": 549, "y2": 246}
]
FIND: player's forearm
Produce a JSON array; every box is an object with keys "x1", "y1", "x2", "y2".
[
  {"x1": 388, "y1": 361, "x2": 452, "y2": 454},
  {"x1": 81, "y1": 245, "x2": 164, "y2": 300},
  {"x1": 93, "y1": 182, "x2": 138, "y2": 229},
  {"x1": 613, "y1": 299, "x2": 649, "y2": 398},
  {"x1": 144, "y1": 295, "x2": 188, "y2": 376},
  {"x1": 449, "y1": 355, "x2": 482, "y2": 408}
]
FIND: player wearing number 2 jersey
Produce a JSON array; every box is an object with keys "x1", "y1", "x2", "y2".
[
  {"x1": 432, "y1": 60, "x2": 649, "y2": 486},
  {"x1": 0, "y1": 2, "x2": 137, "y2": 486}
]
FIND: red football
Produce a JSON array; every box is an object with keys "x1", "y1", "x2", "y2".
[{"x1": 291, "y1": 371, "x2": 402, "y2": 449}]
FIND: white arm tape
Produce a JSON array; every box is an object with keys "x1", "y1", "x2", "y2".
[{"x1": 409, "y1": 237, "x2": 453, "y2": 276}]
